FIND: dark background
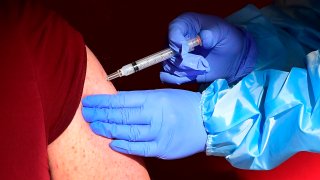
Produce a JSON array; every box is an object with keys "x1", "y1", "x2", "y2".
[
  {"x1": 45, "y1": 0, "x2": 272, "y2": 92},
  {"x1": 43, "y1": 0, "x2": 292, "y2": 179}
]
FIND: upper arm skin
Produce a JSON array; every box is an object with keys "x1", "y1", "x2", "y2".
[{"x1": 47, "y1": 46, "x2": 150, "y2": 179}]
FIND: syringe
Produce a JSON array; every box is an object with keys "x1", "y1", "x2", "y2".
[{"x1": 107, "y1": 36, "x2": 202, "y2": 81}]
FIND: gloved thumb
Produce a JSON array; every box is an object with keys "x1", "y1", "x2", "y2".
[{"x1": 199, "y1": 29, "x2": 219, "y2": 49}]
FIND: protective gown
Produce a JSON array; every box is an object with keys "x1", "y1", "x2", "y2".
[{"x1": 201, "y1": 0, "x2": 320, "y2": 170}]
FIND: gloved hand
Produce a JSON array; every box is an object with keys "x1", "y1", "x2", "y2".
[
  {"x1": 161, "y1": 12, "x2": 257, "y2": 84},
  {"x1": 82, "y1": 89, "x2": 207, "y2": 159}
]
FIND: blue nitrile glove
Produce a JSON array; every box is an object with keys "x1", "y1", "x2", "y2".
[
  {"x1": 82, "y1": 89, "x2": 207, "y2": 159},
  {"x1": 161, "y1": 12, "x2": 257, "y2": 84}
]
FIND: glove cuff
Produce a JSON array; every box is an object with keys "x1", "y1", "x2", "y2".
[{"x1": 228, "y1": 28, "x2": 257, "y2": 84}]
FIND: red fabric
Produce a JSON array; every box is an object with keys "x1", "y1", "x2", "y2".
[
  {"x1": 0, "y1": 1, "x2": 86, "y2": 179},
  {"x1": 235, "y1": 152, "x2": 320, "y2": 179}
]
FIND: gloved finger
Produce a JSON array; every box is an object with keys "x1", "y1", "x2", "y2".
[
  {"x1": 168, "y1": 18, "x2": 199, "y2": 54},
  {"x1": 160, "y1": 70, "x2": 214, "y2": 84},
  {"x1": 168, "y1": 20, "x2": 189, "y2": 53},
  {"x1": 82, "y1": 91, "x2": 149, "y2": 108},
  {"x1": 82, "y1": 107, "x2": 150, "y2": 124},
  {"x1": 110, "y1": 140, "x2": 158, "y2": 157},
  {"x1": 163, "y1": 55, "x2": 209, "y2": 75},
  {"x1": 199, "y1": 29, "x2": 220, "y2": 50},
  {"x1": 160, "y1": 71, "x2": 194, "y2": 85},
  {"x1": 194, "y1": 70, "x2": 229, "y2": 83},
  {"x1": 90, "y1": 122, "x2": 154, "y2": 141},
  {"x1": 194, "y1": 73, "x2": 208, "y2": 83},
  {"x1": 179, "y1": 53, "x2": 209, "y2": 71}
]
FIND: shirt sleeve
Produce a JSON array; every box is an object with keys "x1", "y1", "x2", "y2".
[
  {"x1": 25, "y1": 2, "x2": 87, "y2": 144},
  {"x1": 0, "y1": 1, "x2": 86, "y2": 179}
]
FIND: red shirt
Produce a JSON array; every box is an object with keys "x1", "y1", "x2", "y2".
[{"x1": 0, "y1": 1, "x2": 86, "y2": 179}]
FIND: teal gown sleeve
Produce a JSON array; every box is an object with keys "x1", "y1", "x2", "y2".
[
  {"x1": 202, "y1": 50, "x2": 320, "y2": 170},
  {"x1": 201, "y1": 1, "x2": 320, "y2": 170}
]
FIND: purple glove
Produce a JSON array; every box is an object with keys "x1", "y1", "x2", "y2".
[
  {"x1": 161, "y1": 12, "x2": 257, "y2": 84},
  {"x1": 82, "y1": 89, "x2": 207, "y2": 159}
]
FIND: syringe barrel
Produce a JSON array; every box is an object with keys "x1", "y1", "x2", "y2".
[
  {"x1": 120, "y1": 36, "x2": 201, "y2": 77},
  {"x1": 135, "y1": 48, "x2": 174, "y2": 71}
]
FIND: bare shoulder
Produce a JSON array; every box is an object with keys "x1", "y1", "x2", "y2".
[{"x1": 48, "y1": 46, "x2": 150, "y2": 180}]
